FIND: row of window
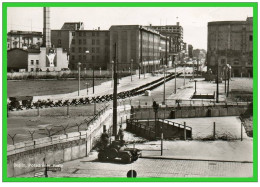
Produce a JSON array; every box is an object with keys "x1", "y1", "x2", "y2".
[
  {"x1": 71, "y1": 39, "x2": 109, "y2": 45},
  {"x1": 30, "y1": 60, "x2": 39, "y2": 65},
  {"x1": 71, "y1": 47, "x2": 109, "y2": 53},
  {"x1": 70, "y1": 55, "x2": 108, "y2": 61},
  {"x1": 71, "y1": 32, "x2": 109, "y2": 37}
]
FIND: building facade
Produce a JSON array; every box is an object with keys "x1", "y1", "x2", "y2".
[
  {"x1": 148, "y1": 22, "x2": 184, "y2": 54},
  {"x1": 7, "y1": 30, "x2": 43, "y2": 50},
  {"x1": 109, "y1": 25, "x2": 168, "y2": 72},
  {"x1": 207, "y1": 17, "x2": 253, "y2": 76}
]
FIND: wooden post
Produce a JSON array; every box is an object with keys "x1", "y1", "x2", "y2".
[
  {"x1": 160, "y1": 133, "x2": 163, "y2": 155},
  {"x1": 241, "y1": 122, "x2": 243, "y2": 141},
  {"x1": 213, "y1": 122, "x2": 216, "y2": 140},
  {"x1": 184, "y1": 122, "x2": 186, "y2": 140},
  {"x1": 37, "y1": 102, "x2": 40, "y2": 116}
]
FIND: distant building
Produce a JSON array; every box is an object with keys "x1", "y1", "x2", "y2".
[
  {"x1": 188, "y1": 44, "x2": 193, "y2": 59},
  {"x1": 7, "y1": 30, "x2": 43, "y2": 50},
  {"x1": 109, "y1": 25, "x2": 169, "y2": 71},
  {"x1": 148, "y1": 22, "x2": 184, "y2": 54},
  {"x1": 207, "y1": 17, "x2": 253, "y2": 76}
]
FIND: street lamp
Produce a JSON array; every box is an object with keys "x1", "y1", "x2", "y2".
[
  {"x1": 130, "y1": 59, "x2": 133, "y2": 81},
  {"x1": 162, "y1": 65, "x2": 167, "y2": 105},
  {"x1": 194, "y1": 80, "x2": 198, "y2": 94},
  {"x1": 78, "y1": 62, "x2": 81, "y2": 96}
]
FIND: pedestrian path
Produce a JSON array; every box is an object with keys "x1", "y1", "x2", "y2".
[{"x1": 33, "y1": 73, "x2": 163, "y2": 101}]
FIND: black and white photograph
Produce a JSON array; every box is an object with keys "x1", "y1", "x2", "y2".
[{"x1": 5, "y1": 3, "x2": 254, "y2": 179}]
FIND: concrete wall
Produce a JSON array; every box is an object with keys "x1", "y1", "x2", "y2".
[
  {"x1": 132, "y1": 104, "x2": 249, "y2": 120},
  {"x1": 7, "y1": 105, "x2": 131, "y2": 177}
]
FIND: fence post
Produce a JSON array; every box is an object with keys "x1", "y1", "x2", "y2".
[
  {"x1": 213, "y1": 122, "x2": 216, "y2": 140},
  {"x1": 184, "y1": 122, "x2": 186, "y2": 140},
  {"x1": 161, "y1": 132, "x2": 163, "y2": 156},
  {"x1": 67, "y1": 104, "x2": 69, "y2": 116},
  {"x1": 37, "y1": 102, "x2": 40, "y2": 117},
  {"x1": 241, "y1": 122, "x2": 243, "y2": 141}
]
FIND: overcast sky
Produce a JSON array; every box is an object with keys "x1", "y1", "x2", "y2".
[{"x1": 7, "y1": 7, "x2": 253, "y2": 49}]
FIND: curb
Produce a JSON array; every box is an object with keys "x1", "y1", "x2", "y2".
[{"x1": 140, "y1": 156, "x2": 253, "y2": 163}]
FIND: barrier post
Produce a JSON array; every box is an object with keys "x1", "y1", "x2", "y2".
[
  {"x1": 241, "y1": 122, "x2": 243, "y2": 141},
  {"x1": 184, "y1": 122, "x2": 186, "y2": 140},
  {"x1": 213, "y1": 122, "x2": 216, "y2": 140}
]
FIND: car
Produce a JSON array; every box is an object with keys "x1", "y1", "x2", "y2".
[{"x1": 61, "y1": 68, "x2": 70, "y2": 71}]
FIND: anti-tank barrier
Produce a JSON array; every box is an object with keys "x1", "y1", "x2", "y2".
[{"x1": 7, "y1": 73, "x2": 181, "y2": 112}]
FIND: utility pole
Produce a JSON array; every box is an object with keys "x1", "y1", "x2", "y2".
[
  {"x1": 216, "y1": 63, "x2": 219, "y2": 103},
  {"x1": 113, "y1": 43, "x2": 118, "y2": 136},
  {"x1": 174, "y1": 60, "x2": 177, "y2": 94}
]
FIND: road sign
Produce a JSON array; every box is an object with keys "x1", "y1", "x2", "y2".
[
  {"x1": 47, "y1": 167, "x2": 61, "y2": 172},
  {"x1": 34, "y1": 171, "x2": 44, "y2": 177}
]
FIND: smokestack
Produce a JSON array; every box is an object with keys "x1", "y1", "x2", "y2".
[{"x1": 43, "y1": 7, "x2": 51, "y2": 48}]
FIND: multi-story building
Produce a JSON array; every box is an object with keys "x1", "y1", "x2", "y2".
[
  {"x1": 70, "y1": 30, "x2": 110, "y2": 70},
  {"x1": 109, "y1": 25, "x2": 169, "y2": 72},
  {"x1": 7, "y1": 30, "x2": 43, "y2": 50},
  {"x1": 148, "y1": 22, "x2": 184, "y2": 54},
  {"x1": 188, "y1": 44, "x2": 193, "y2": 59},
  {"x1": 207, "y1": 17, "x2": 253, "y2": 76},
  {"x1": 51, "y1": 22, "x2": 84, "y2": 58}
]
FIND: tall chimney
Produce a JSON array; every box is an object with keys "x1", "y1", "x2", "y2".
[{"x1": 43, "y1": 7, "x2": 51, "y2": 48}]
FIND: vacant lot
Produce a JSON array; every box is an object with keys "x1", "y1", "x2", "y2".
[{"x1": 7, "y1": 79, "x2": 109, "y2": 97}]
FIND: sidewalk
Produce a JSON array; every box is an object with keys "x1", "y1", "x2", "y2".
[
  {"x1": 33, "y1": 73, "x2": 164, "y2": 101},
  {"x1": 131, "y1": 139, "x2": 253, "y2": 162}
]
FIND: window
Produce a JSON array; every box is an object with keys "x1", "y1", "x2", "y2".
[
  {"x1": 79, "y1": 32, "x2": 82, "y2": 37},
  {"x1": 72, "y1": 39, "x2": 75, "y2": 44},
  {"x1": 79, "y1": 47, "x2": 82, "y2": 53},
  {"x1": 234, "y1": 59, "x2": 239, "y2": 65},
  {"x1": 58, "y1": 39, "x2": 61, "y2": 45},
  {"x1": 83, "y1": 39, "x2": 86, "y2": 44},
  {"x1": 92, "y1": 47, "x2": 95, "y2": 53},
  {"x1": 71, "y1": 47, "x2": 75, "y2": 52},
  {"x1": 36, "y1": 60, "x2": 39, "y2": 65},
  {"x1": 31, "y1": 68, "x2": 34, "y2": 72},
  {"x1": 92, "y1": 39, "x2": 95, "y2": 45},
  {"x1": 96, "y1": 47, "x2": 100, "y2": 53},
  {"x1": 31, "y1": 60, "x2": 34, "y2": 65},
  {"x1": 96, "y1": 40, "x2": 100, "y2": 45},
  {"x1": 249, "y1": 35, "x2": 252, "y2": 41},
  {"x1": 79, "y1": 55, "x2": 82, "y2": 60},
  {"x1": 79, "y1": 39, "x2": 82, "y2": 45},
  {"x1": 83, "y1": 55, "x2": 86, "y2": 60},
  {"x1": 83, "y1": 47, "x2": 86, "y2": 52},
  {"x1": 92, "y1": 55, "x2": 95, "y2": 61},
  {"x1": 96, "y1": 32, "x2": 99, "y2": 37},
  {"x1": 83, "y1": 32, "x2": 86, "y2": 37},
  {"x1": 72, "y1": 32, "x2": 75, "y2": 36},
  {"x1": 105, "y1": 39, "x2": 109, "y2": 45}
]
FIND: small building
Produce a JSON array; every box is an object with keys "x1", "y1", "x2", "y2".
[
  {"x1": 7, "y1": 30, "x2": 43, "y2": 50},
  {"x1": 7, "y1": 48, "x2": 68, "y2": 72}
]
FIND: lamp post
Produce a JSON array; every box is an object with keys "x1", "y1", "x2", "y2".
[
  {"x1": 78, "y1": 62, "x2": 81, "y2": 96},
  {"x1": 216, "y1": 62, "x2": 219, "y2": 103},
  {"x1": 92, "y1": 66, "x2": 95, "y2": 94},
  {"x1": 162, "y1": 65, "x2": 167, "y2": 105},
  {"x1": 138, "y1": 63, "x2": 141, "y2": 79},
  {"x1": 175, "y1": 60, "x2": 177, "y2": 94},
  {"x1": 183, "y1": 61, "x2": 186, "y2": 86},
  {"x1": 130, "y1": 59, "x2": 133, "y2": 81}
]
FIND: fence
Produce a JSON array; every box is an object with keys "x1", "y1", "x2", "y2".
[
  {"x1": 7, "y1": 70, "x2": 135, "y2": 80},
  {"x1": 7, "y1": 105, "x2": 132, "y2": 177}
]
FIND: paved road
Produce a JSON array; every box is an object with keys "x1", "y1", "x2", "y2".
[{"x1": 18, "y1": 152, "x2": 252, "y2": 178}]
